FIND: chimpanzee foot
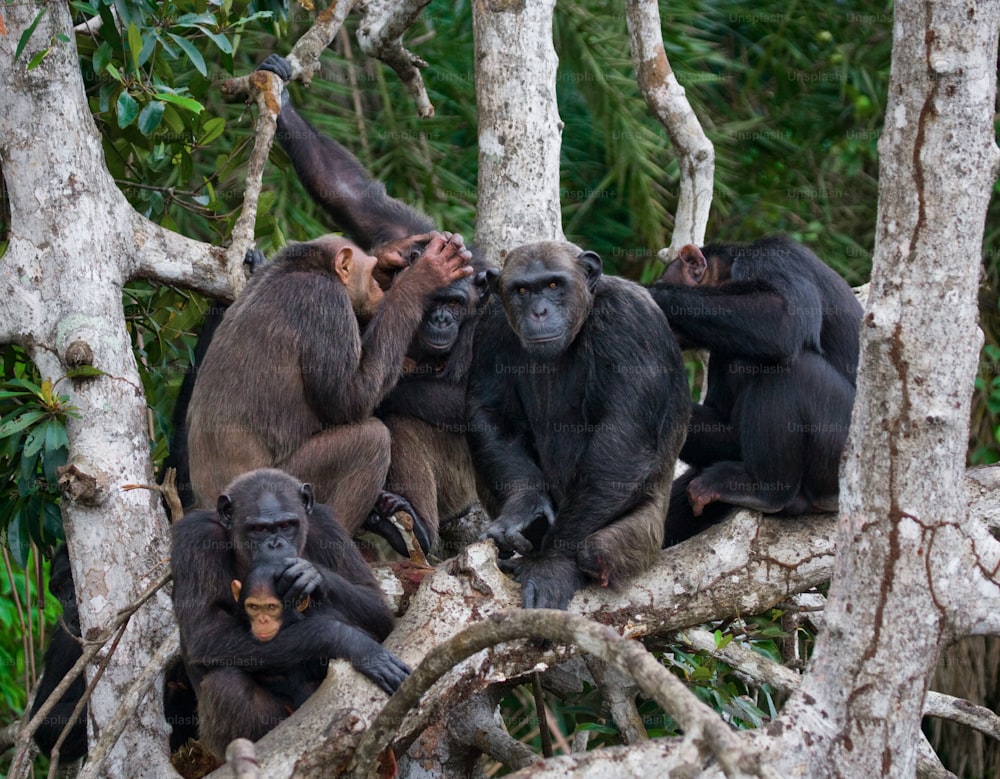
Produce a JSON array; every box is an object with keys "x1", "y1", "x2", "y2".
[{"x1": 363, "y1": 491, "x2": 432, "y2": 556}]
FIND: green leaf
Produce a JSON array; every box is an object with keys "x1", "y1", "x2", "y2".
[
  {"x1": 43, "y1": 418, "x2": 69, "y2": 453},
  {"x1": 195, "y1": 26, "x2": 233, "y2": 55},
  {"x1": 0, "y1": 411, "x2": 46, "y2": 438},
  {"x1": 8, "y1": 512, "x2": 30, "y2": 569},
  {"x1": 138, "y1": 101, "x2": 166, "y2": 135},
  {"x1": 173, "y1": 12, "x2": 219, "y2": 27},
  {"x1": 23, "y1": 423, "x2": 48, "y2": 459},
  {"x1": 167, "y1": 33, "x2": 207, "y2": 77},
  {"x1": 106, "y1": 62, "x2": 123, "y2": 83},
  {"x1": 153, "y1": 91, "x2": 205, "y2": 115},
  {"x1": 117, "y1": 91, "x2": 139, "y2": 128},
  {"x1": 199, "y1": 117, "x2": 226, "y2": 145},
  {"x1": 14, "y1": 7, "x2": 48, "y2": 63},
  {"x1": 26, "y1": 49, "x2": 50, "y2": 70},
  {"x1": 127, "y1": 22, "x2": 142, "y2": 72},
  {"x1": 93, "y1": 40, "x2": 113, "y2": 74},
  {"x1": 138, "y1": 30, "x2": 158, "y2": 68}
]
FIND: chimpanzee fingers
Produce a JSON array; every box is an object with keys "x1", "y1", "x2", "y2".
[
  {"x1": 516, "y1": 557, "x2": 585, "y2": 611},
  {"x1": 243, "y1": 247, "x2": 267, "y2": 272},
  {"x1": 276, "y1": 559, "x2": 321, "y2": 601},
  {"x1": 365, "y1": 492, "x2": 432, "y2": 556},
  {"x1": 482, "y1": 521, "x2": 533, "y2": 556},
  {"x1": 256, "y1": 54, "x2": 292, "y2": 80},
  {"x1": 354, "y1": 649, "x2": 411, "y2": 695}
]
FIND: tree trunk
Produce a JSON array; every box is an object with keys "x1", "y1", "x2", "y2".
[
  {"x1": 472, "y1": 0, "x2": 564, "y2": 265},
  {"x1": 772, "y1": 0, "x2": 1000, "y2": 775},
  {"x1": 0, "y1": 5, "x2": 184, "y2": 776}
]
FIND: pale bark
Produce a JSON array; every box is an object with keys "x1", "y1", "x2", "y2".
[
  {"x1": 624, "y1": 0, "x2": 714, "y2": 256},
  {"x1": 0, "y1": 4, "x2": 195, "y2": 776},
  {"x1": 769, "y1": 0, "x2": 1000, "y2": 776},
  {"x1": 472, "y1": 0, "x2": 564, "y2": 265},
  {"x1": 356, "y1": 0, "x2": 435, "y2": 117}
]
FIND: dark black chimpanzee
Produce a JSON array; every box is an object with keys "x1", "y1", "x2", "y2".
[
  {"x1": 170, "y1": 468, "x2": 409, "y2": 759},
  {"x1": 647, "y1": 235, "x2": 863, "y2": 543},
  {"x1": 255, "y1": 53, "x2": 499, "y2": 553},
  {"x1": 467, "y1": 241, "x2": 690, "y2": 610}
]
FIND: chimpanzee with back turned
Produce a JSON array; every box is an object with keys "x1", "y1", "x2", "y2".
[
  {"x1": 467, "y1": 241, "x2": 690, "y2": 610},
  {"x1": 171, "y1": 468, "x2": 408, "y2": 759},
  {"x1": 647, "y1": 235, "x2": 863, "y2": 544},
  {"x1": 254, "y1": 53, "x2": 498, "y2": 555},
  {"x1": 185, "y1": 231, "x2": 473, "y2": 555}
]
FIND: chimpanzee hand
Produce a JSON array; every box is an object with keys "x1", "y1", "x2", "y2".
[
  {"x1": 480, "y1": 492, "x2": 555, "y2": 557},
  {"x1": 352, "y1": 644, "x2": 411, "y2": 695},
  {"x1": 409, "y1": 232, "x2": 474, "y2": 290},
  {"x1": 243, "y1": 246, "x2": 267, "y2": 273},
  {"x1": 501, "y1": 554, "x2": 585, "y2": 610},
  {"x1": 255, "y1": 54, "x2": 292, "y2": 107},
  {"x1": 256, "y1": 53, "x2": 292, "y2": 81},
  {"x1": 372, "y1": 233, "x2": 436, "y2": 290},
  {"x1": 274, "y1": 557, "x2": 322, "y2": 603}
]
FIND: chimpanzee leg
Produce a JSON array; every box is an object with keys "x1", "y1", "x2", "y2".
[
  {"x1": 197, "y1": 669, "x2": 291, "y2": 759},
  {"x1": 688, "y1": 354, "x2": 853, "y2": 515},
  {"x1": 679, "y1": 403, "x2": 739, "y2": 467},
  {"x1": 577, "y1": 473, "x2": 670, "y2": 588},
  {"x1": 279, "y1": 418, "x2": 391, "y2": 533},
  {"x1": 382, "y1": 415, "x2": 478, "y2": 555},
  {"x1": 663, "y1": 466, "x2": 741, "y2": 546}
]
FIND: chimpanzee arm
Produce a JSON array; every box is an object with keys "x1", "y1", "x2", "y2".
[
  {"x1": 648, "y1": 277, "x2": 823, "y2": 362},
  {"x1": 268, "y1": 90, "x2": 433, "y2": 248},
  {"x1": 301, "y1": 507, "x2": 396, "y2": 641},
  {"x1": 377, "y1": 374, "x2": 466, "y2": 428},
  {"x1": 467, "y1": 304, "x2": 555, "y2": 553}
]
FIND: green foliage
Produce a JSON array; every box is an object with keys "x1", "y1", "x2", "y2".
[
  {"x1": 0, "y1": 553, "x2": 61, "y2": 737},
  {"x1": 0, "y1": 350, "x2": 78, "y2": 567}
]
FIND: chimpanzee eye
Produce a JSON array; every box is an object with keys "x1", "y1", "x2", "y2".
[
  {"x1": 548, "y1": 281, "x2": 559, "y2": 289},
  {"x1": 517, "y1": 287, "x2": 527, "y2": 295}
]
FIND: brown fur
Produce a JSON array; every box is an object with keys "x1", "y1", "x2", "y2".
[{"x1": 185, "y1": 235, "x2": 471, "y2": 530}]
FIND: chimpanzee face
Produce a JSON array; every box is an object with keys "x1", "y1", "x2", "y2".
[
  {"x1": 499, "y1": 243, "x2": 601, "y2": 360},
  {"x1": 217, "y1": 476, "x2": 314, "y2": 573}
]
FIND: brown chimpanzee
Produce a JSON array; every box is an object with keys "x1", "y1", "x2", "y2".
[
  {"x1": 229, "y1": 560, "x2": 324, "y2": 711},
  {"x1": 29, "y1": 545, "x2": 88, "y2": 763},
  {"x1": 255, "y1": 53, "x2": 498, "y2": 554},
  {"x1": 647, "y1": 235, "x2": 863, "y2": 543},
  {"x1": 467, "y1": 241, "x2": 690, "y2": 610},
  {"x1": 185, "y1": 232, "x2": 473, "y2": 552},
  {"x1": 171, "y1": 468, "x2": 408, "y2": 759}
]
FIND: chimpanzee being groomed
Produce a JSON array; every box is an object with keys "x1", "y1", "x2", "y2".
[
  {"x1": 468, "y1": 241, "x2": 690, "y2": 610},
  {"x1": 648, "y1": 235, "x2": 863, "y2": 543},
  {"x1": 255, "y1": 53, "x2": 498, "y2": 554},
  {"x1": 171, "y1": 468, "x2": 409, "y2": 759},
  {"x1": 185, "y1": 232, "x2": 473, "y2": 554}
]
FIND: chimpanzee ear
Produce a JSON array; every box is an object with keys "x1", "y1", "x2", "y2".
[
  {"x1": 475, "y1": 267, "x2": 500, "y2": 301},
  {"x1": 231, "y1": 579, "x2": 242, "y2": 603},
  {"x1": 299, "y1": 483, "x2": 315, "y2": 515},
  {"x1": 296, "y1": 593, "x2": 311, "y2": 613},
  {"x1": 332, "y1": 247, "x2": 354, "y2": 287},
  {"x1": 677, "y1": 244, "x2": 708, "y2": 284},
  {"x1": 578, "y1": 250, "x2": 603, "y2": 293},
  {"x1": 217, "y1": 495, "x2": 234, "y2": 528}
]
